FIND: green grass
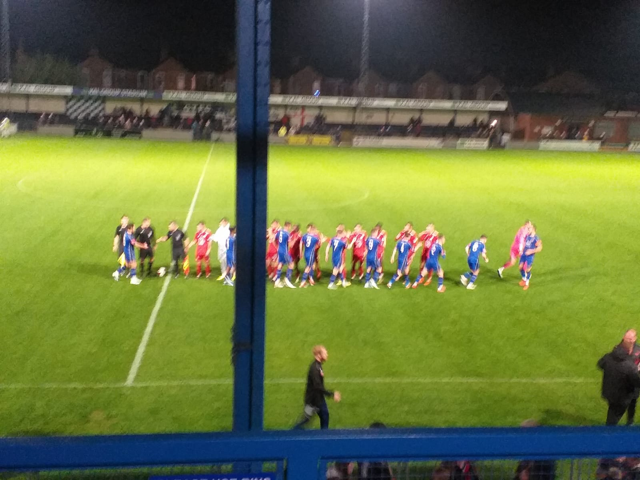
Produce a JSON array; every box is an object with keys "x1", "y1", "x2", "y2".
[{"x1": 1, "y1": 136, "x2": 639, "y2": 436}]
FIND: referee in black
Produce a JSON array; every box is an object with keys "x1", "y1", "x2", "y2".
[
  {"x1": 293, "y1": 345, "x2": 341, "y2": 430},
  {"x1": 135, "y1": 218, "x2": 155, "y2": 277},
  {"x1": 157, "y1": 221, "x2": 188, "y2": 278}
]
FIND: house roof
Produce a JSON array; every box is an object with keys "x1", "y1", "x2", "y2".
[
  {"x1": 534, "y1": 71, "x2": 599, "y2": 95},
  {"x1": 508, "y1": 92, "x2": 606, "y2": 117},
  {"x1": 79, "y1": 53, "x2": 113, "y2": 69},
  {"x1": 413, "y1": 70, "x2": 447, "y2": 86},
  {"x1": 151, "y1": 57, "x2": 192, "y2": 74}
]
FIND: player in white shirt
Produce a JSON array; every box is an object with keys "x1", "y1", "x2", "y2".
[{"x1": 211, "y1": 217, "x2": 231, "y2": 280}]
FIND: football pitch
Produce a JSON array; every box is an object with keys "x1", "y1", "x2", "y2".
[{"x1": 1, "y1": 136, "x2": 639, "y2": 436}]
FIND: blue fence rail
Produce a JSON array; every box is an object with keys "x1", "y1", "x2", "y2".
[{"x1": 1, "y1": 427, "x2": 639, "y2": 479}]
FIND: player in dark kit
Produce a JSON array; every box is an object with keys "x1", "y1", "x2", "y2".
[
  {"x1": 157, "y1": 221, "x2": 188, "y2": 278},
  {"x1": 135, "y1": 218, "x2": 155, "y2": 277},
  {"x1": 293, "y1": 345, "x2": 341, "y2": 430},
  {"x1": 113, "y1": 215, "x2": 129, "y2": 257}
]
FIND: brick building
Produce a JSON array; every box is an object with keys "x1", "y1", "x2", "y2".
[
  {"x1": 150, "y1": 57, "x2": 194, "y2": 91},
  {"x1": 286, "y1": 66, "x2": 323, "y2": 96},
  {"x1": 79, "y1": 50, "x2": 115, "y2": 88},
  {"x1": 412, "y1": 71, "x2": 447, "y2": 99}
]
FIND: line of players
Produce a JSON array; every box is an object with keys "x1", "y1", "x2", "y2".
[
  {"x1": 111, "y1": 216, "x2": 238, "y2": 285},
  {"x1": 266, "y1": 220, "x2": 542, "y2": 292}
]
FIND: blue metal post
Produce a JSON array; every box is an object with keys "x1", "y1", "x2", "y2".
[{"x1": 233, "y1": 0, "x2": 270, "y2": 433}]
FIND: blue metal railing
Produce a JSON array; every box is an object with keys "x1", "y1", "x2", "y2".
[{"x1": 1, "y1": 427, "x2": 640, "y2": 479}]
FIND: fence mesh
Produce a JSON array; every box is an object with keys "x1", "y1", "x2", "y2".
[
  {"x1": 0, "y1": 461, "x2": 282, "y2": 480},
  {"x1": 324, "y1": 458, "x2": 615, "y2": 480},
  {"x1": 2, "y1": 458, "x2": 636, "y2": 480}
]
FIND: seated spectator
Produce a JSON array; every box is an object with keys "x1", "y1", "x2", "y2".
[
  {"x1": 439, "y1": 461, "x2": 479, "y2": 480},
  {"x1": 514, "y1": 420, "x2": 556, "y2": 480},
  {"x1": 597, "y1": 458, "x2": 627, "y2": 480},
  {"x1": 327, "y1": 462, "x2": 352, "y2": 480},
  {"x1": 358, "y1": 423, "x2": 394, "y2": 480}
]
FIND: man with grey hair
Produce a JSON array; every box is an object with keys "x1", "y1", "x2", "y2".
[
  {"x1": 620, "y1": 329, "x2": 640, "y2": 425},
  {"x1": 212, "y1": 217, "x2": 231, "y2": 280},
  {"x1": 598, "y1": 334, "x2": 640, "y2": 426}
]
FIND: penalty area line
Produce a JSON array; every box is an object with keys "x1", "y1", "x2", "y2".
[{"x1": 125, "y1": 144, "x2": 215, "y2": 387}]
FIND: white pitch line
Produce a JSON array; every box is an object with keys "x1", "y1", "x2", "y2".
[
  {"x1": 0, "y1": 377, "x2": 597, "y2": 391},
  {"x1": 125, "y1": 145, "x2": 215, "y2": 387}
]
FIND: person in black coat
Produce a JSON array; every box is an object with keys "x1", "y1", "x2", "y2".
[
  {"x1": 598, "y1": 344, "x2": 640, "y2": 425},
  {"x1": 293, "y1": 345, "x2": 340, "y2": 430},
  {"x1": 620, "y1": 329, "x2": 640, "y2": 425}
]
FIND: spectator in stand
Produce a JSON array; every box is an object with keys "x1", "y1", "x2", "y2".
[
  {"x1": 595, "y1": 458, "x2": 640, "y2": 480},
  {"x1": 327, "y1": 462, "x2": 352, "y2": 480},
  {"x1": 192, "y1": 119, "x2": 201, "y2": 140},
  {"x1": 598, "y1": 341, "x2": 640, "y2": 425},
  {"x1": 281, "y1": 113, "x2": 290, "y2": 133},
  {"x1": 203, "y1": 120, "x2": 213, "y2": 141},
  {"x1": 414, "y1": 115, "x2": 423, "y2": 137},
  {"x1": 514, "y1": 420, "x2": 556, "y2": 480},
  {"x1": 439, "y1": 461, "x2": 479, "y2": 480},
  {"x1": 358, "y1": 423, "x2": 394, "y2": 480},
  {"x1": 407, "y1": 117, "x2": 415, "y2": 135}
]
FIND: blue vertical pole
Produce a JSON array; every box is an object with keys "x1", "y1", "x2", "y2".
[{"x1": 233, "y1": 0, "x2": 270, "y2": 433}]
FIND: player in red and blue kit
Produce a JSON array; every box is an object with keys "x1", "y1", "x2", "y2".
[
  {"x1": 387, "y1": 231, "x2": 413, "y2": 289},
  {"x1": 274, "y1": 222, "x2": 296, "y2": 289},
  {"x1": 417, "y1": 224, "x2": 438, "y2": 285},
  {"x1": 289, "y1": 224, "x2": 302, "y2": 282},
  {"x1": 364, "y1": 225, "x2": 382, "y2": 289},
  {"x1": 325, "y1": 225, "x2": 349, "y2": 289},
  {"x1": 460, "y1": 236, "x2": 489, "y2": 290},
  {"x1": 223, "y1": 226, "x2": 237, "y2": 287},
  {"x1": 412, "y1": 234, "x2": 446, "y2": 293},
  {"x1": 112, "y1": 223, "x2": 145, "y2": 285},
  {"x1": 376, "y1": 223, "x2": 388, "y2": 283},
  {"x1": 299, "y1": 224, "x2": 321, "y2": 288},
  {"x1": 348, "y1": 224, "x2": 367, "y2": 281},
  {"x1": 519, "y1": 225, "x2": 542, "y2": 291},
  {"x1": 498, "y1": 220, "x2": 531, "y2": 278}
]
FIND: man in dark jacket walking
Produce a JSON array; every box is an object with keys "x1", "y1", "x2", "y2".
[
  {"x1": 293, "y1": 345, "x2": 341, "y2": 430},
  {"x1": 598, "y1": 343, "x2": 640, "y2": 425}
]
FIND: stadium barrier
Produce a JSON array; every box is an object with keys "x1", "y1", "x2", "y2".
[
  {"x1": 211, "y1": 132, "x2": 237, "y2": 143},
  {"x1": 456, "y1": 138, "x2": 490, "y2": 150},
  {"x1": 352, "y1": 136, "x2": 444, "y2": 149},
  {"x1": 286, "y1": 134, "x2": 335, "y2": 146},
  {"x1": 505, "y1": 141, "x2": 543, "y2": 150},
  {"x1": 539, "y1": 140, "x2": 602, "y2": 152},
  {"x1": 352, "y1": 136, "x2": 491, "y2": 150},
  {"x1": 142, "y1": 129, "x2": 194, "y2": 142},
  {"x1": 628, "y1": 142, "x2": 640, "y2": 152},
  {"x1": 0, "y1": 122, "x2": 17, "y2": 137},
  {"x1": 2, "y1": 427, "x2": 640, "y2": 480},
  {"x1": 36, "y1": 125, "x2": 76, "y2": 137}
]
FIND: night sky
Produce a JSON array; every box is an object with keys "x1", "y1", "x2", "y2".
[{"x1": 6, "y1": 0, "x2": 640, "y2": 89}]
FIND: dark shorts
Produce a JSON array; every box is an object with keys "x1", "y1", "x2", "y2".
[
  {"x1": 117, "y1": 245, "x2": 124, "y2": 257},
  {"x1": 172, "y1": 250, "x2": 185, "y2": 263},
  {"x1": 139, "y1": 248, "x2": 154, "y2": 261}
]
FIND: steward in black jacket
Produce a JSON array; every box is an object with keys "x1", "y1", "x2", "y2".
[{"x1": 598, "y1": 344, "x2": 640, "y2": 425}]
